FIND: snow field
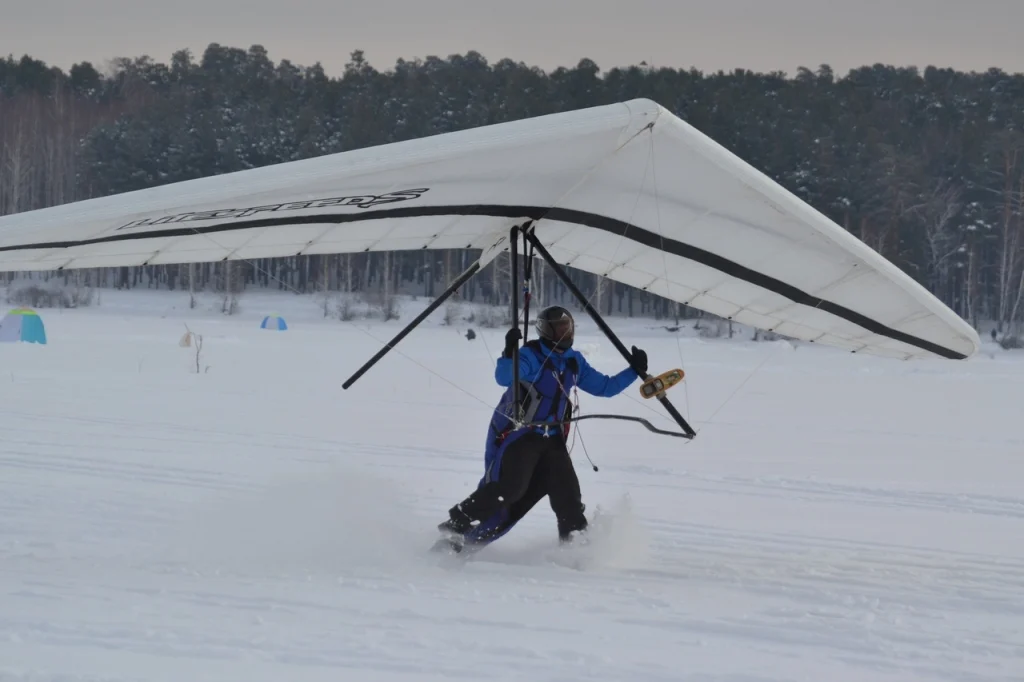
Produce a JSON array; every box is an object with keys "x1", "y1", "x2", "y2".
[{"x1": 1, "y1": 290, "x2": 1021, "y2": 681}]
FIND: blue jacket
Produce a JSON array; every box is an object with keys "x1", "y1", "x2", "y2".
[
  {"x1": 487, "y1": 339, "x2": 639, "y2": 444},
  {"x1": 494, "y1": 343, "x2": 638, "y2": 398}
]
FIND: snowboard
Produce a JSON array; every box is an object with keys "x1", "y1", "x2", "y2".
[{"x1": 428, "y1": 532, "x2": 490, "y2": 559}]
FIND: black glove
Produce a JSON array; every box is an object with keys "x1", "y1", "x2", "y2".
[
  {"x1": 630, "y1": 345, "x2": 648, "y2": 375},
  {"x1": 503, "y1": 327, "x2": 523, "y2": 358}
]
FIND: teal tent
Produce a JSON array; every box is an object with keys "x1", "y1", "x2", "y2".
[{"x1": 0, "y1": 308, "x2": 47, "y2": 344}]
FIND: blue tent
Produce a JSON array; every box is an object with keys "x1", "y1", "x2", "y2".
[
  {"x1": 260, "y1": 314, "x2": 287, "y2": 330},
  {"x1": 0, "y1": 308, "x2": 47, "y2": 344}
]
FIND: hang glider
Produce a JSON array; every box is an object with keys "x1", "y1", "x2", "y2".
[{"x1": 0, "y1": 98, "x2": 979, "y2": 362}]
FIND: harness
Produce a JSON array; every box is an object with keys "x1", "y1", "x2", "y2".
[{"x1": 491, "y1": 340, "x2": 578, "y2": 443}]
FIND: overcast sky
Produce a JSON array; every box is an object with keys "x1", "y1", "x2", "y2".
[{"x1": 3, "y1": 0, "x2": 1021, "y2": 77}]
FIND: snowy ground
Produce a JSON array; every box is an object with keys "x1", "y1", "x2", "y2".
[{"x1": 1, "y1": 290, "x2": 1022, "y2": 682}]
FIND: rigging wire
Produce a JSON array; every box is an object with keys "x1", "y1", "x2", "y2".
[
  {"x1": 573, "y1": 415, "x2": 600, "y2": 472},
  {"x1": 501, "y1": 135, "x2": 691, "y2": 445},
  {"x1": 158, "y1": 119, "x2": 656, "y2": 427},
  {"x1": 634, "y1": 124, "x2": 843, "y2": 438},
  {"x1": 131, "y1": 116, "x2": 701, "y2": 444},
  {"x1": 521, "y1": 125, "x2": 695, "y2": 434},
  {"x1": 451, "y1": 117, "x2": 659, "y2": 385},
  {"x1": 481, "y1": 127, "x2": 659, "y2": 437},
  {"x1": 103, "y1": 116, "x2": 878, "y2": 448},
  {"x1": 648, "y1": 125, "x2": 695, "y2": 439},
  {"x1": 694, "y1": 265, "x2": 866, "y2": 432}
]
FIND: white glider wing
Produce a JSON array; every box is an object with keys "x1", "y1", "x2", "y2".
[{"x1": 0, "y1": 98, "x2": 980, "y2": 360}]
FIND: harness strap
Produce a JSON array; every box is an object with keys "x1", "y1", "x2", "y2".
[{"x1": 494, "y1": 343, "x2": 579, "y2": 442}]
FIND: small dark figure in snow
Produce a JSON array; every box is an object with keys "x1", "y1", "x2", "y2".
[
  {"x1": 437, "y1": 305, "x2": 647, "y2": 549},
  {"x1": 465, "y1": 328, "x2": 476, "y2": 340}
]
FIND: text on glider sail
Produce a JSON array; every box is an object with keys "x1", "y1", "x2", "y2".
[{"x1": 115, "y1": 188, "x2": 432, "y2": 231}]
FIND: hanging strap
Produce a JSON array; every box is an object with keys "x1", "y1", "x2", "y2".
[{"x1": 522, "y1": 230, "x2": 534, "y2": 343}]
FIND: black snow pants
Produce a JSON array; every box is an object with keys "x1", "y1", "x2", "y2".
[{"x1": 451, "y1": 431, "x2": 588, "y2": 543}]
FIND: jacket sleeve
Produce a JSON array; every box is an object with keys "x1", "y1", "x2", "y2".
[
  {"x1": 575, "y1": 353, "x2": 639, "y2": 397},
  {"x1": 495, "y1": 346, "x2": 543, "y2": 386}
]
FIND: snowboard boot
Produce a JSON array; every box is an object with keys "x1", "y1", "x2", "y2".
[
  {"x1": 430, "y1": 507, "x2": 468, "y2": 555},
  {"x1": 437, "y1": 504, "x2": 474, "y2": 537},
  {"x1": 557, "y1": 502, "x2": 588, "y2": 545},
  {"x1": 559, "y1": 529, "x2": 590, "y2": 547}
]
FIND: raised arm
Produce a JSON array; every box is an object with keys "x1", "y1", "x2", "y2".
[
  {"x1": 495, "y1": 348, "x2": 543, "y2": 386},
  {"x1": 494, "y1": 328, "x2": 543, "y2": 386},
  {"x1": 575, "y1": 346, "x2": 648, "y2": 397}
]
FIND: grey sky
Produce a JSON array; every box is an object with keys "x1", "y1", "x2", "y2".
[{"x1": 3, "y1": 0, "x2": 1022, "y2": 77}]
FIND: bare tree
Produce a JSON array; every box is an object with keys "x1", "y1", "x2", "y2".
[
  {"x1": 910, "y1": 178, "x2": 964, "y2": 297},
  {"x1": 219, "y1": 260, "x2": 244, "y2": 314},
  {"x1": 980, "y1": 132, "x2": 1024, "y2": 334}
]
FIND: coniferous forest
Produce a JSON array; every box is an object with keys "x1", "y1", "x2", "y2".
[{"x1": 1, "y1": 45, "x2": 1022, "y2": 339}]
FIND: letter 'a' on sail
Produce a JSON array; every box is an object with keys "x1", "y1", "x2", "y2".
[{"x1": 0, "y1": 98, "x2": 980, "y2": 361}]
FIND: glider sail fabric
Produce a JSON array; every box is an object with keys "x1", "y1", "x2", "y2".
[
  {"x1": 0, "y1": 98, "x2": 980, "y2": 361},
  {"x1": 0, "y1": 100, "x2": 648, "y2": 270}
]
